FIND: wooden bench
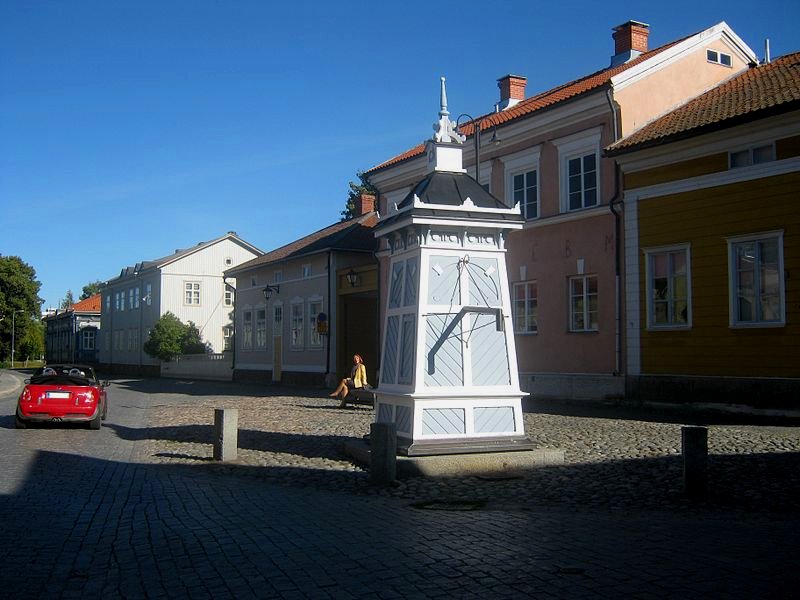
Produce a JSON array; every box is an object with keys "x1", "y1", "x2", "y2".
[{"x1": 343, "y1": 387, "x2": 375, "y2": 408}]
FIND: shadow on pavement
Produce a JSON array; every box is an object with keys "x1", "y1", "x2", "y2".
[
  {"x1": 525, "y1": 396, "x2": 800, "y2": 427},
  {"x1": 107, "y1": 422, "x2": 355, "y2": 462},
  {"x1": 111, "y1": 377, "x2": 328, "y2": 399}
]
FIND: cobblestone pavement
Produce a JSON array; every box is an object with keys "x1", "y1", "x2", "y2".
[
  {"x1": 122, "y1": 377, "x2": 800, "y2": 513},
  {"x1": 1, "y1": 372, "x2": 799, "y2": 599}
]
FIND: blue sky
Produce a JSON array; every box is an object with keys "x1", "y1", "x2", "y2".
[{"x1": 1, "y1": 0, "x2": 797, "y2": 309}]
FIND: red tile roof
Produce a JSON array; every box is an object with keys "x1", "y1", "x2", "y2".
[
  {"x1": 607, "y1": 51, "x2": 800, "y2": 155},
  {"x1": 367, "y1": 36, "x2": 686, "y2": 174},
  {"x1": 69, "y1": 294, "x2": 102, "y2": 313}
]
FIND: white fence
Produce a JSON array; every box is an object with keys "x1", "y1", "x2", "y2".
[{"x1": 160, "y1": 353, "x2": 233, "y2": 381}]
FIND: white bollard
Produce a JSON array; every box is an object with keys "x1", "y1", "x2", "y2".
[{"x1": 214, "y1": 408, "x2": 239, "y2": 461}]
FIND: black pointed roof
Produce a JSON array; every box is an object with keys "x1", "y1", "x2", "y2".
[{"x1": 398, "y1": 171, "x2": 506, "y2": 209}]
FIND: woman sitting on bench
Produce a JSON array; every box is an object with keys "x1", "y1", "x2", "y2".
[{"x1": 329, "y1": 354, "x2": 368, "y2": 407}]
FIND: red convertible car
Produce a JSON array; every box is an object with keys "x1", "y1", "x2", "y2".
[{"x1": 15, "y1": 365, "x2": 109, "y2": 429}]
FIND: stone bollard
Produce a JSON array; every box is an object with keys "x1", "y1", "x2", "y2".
[
  {"x1": 370, "y1": 422, "x2": 397, "y2": 486},
  {"x1": 682, "y1": 425, "x2": 708, "y2": 500},
  {"x1": 214, "y1": 408, "x2": 239, "y2": 462}
]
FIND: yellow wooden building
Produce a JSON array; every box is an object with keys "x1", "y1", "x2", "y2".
[{"x1": 608, "y1": 52, "x2": 800, "y2": 409}]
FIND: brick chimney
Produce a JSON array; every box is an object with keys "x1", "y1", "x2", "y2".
[
  {"x1": 354, "y1": 193, "x2": 375, "y2": 216},
  {"x1": 496, "y1": 74, "x2": 527, "y2": 111},
  {"x1": 611, "y1": 20, "x2": 649, "y2": 67}
]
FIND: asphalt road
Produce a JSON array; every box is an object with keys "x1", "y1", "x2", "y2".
[{"x1": 0, "y1": 371, "x2": 798, "y2": 599}]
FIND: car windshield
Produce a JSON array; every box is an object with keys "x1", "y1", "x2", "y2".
[{"x1": 31, "y1": 366, "x2": 97, "y2": 386}]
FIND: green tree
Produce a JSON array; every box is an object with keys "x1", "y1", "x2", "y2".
[
  {"x1": 60, "y1": 289, "x2": 75, "y2": 309},
  {"x1": 19, "y1": 319, "x2": 44, "y2": 362},
  {"x1": 80, "y1": 281, "x2": 103, "y2": 300},
  {"x1": 143, "y1": 312, "x2": 209, "y2": 361},
  {"x1": 0, "y1": 256, "x2": 43, "y2": 362},
  {"x1": 340, "y1": 171, "x2": 378, "y2": 220},
  {"x1": 182, "y1": 321, "x2": 209, "y2": 355}
]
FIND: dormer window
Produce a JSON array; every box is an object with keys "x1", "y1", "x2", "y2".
[{"x1": 707, "y1": 49, "x2": 732, "y2": 67}]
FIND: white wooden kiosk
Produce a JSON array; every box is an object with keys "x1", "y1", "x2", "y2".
[{"x1": 373, "y1": 78, "x2": 532, "y2": 457}]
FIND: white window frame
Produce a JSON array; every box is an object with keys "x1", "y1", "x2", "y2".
[
  {"x1": 706, "y1": 48, "x2": 732, "y2": 67},
  {"x1": 501, "y1": 147, "x2": 541, "y2": 217},
  {"x1": 308, "y1": 297, "x2": 323, "y2": 348},
  {"x1": 302, "y1": 264, "x2": 312, "y2": 279},
  {"x1": 184, "y1": 281, "x2": 201, "y2": 306},
  {"x1": 82, "y1": 329, "x2": 96, "y2": 350},
  {"x1": 553, "y1": 128, "x2": 602, "y2": 213},
  {"x1": 274, "y1": 271, "x2": 283, "y2": 284},
  {"x1": 223, "y1": 325, "x2": 233, "y2": 351},
  {"x1": 513, "y1": 281, "x2": 538, "y2": 334},
  {"x1": 644, "y1": 244, "x2": 692, "y2": 330},
  {"x1": 255, "y1": 307, "x2": 267, "y2": 350},
  {"x1": 118, "y1": 292, "x2": 124, "y2": 312},
  {"x1": 568, "y1": 274, "x2": 599, "y2": 332},
  {"x1": 241, "y1": 310, "x2": 253, "y2": 350},
  {"x1": 145, "y1": 283, "x2": 152, "y2": 306},
  {"x1": 134, "y1": 287, "x2": 140, "y2": 309},
  {"x1": 290, "y1": 300, "x2": 304, "y2": 349},
  {"x1": 224, "y1": 290, "x2": 233, "y2": 307},
  {"x1": 727, "y1": 231, "x2": 785, "y2": 328}
]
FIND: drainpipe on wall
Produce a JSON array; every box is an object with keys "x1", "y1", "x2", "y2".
[
  {"x1": 606, "y1": 88, "x2": 623, "y2": 377},
  {"x1": 224, "y1": 276, "x2": 236, "y2": 377},
  {"x1": 325, "y1": 251, "x2": 332, "y2": 382}
]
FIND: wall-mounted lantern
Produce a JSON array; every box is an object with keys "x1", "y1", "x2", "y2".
[
  {"x1": 346, "y1": 270, "x2": 360, "y2": 288},
  {"x1": 263, "y1": 284, "x2": 280, "y2": 300}
]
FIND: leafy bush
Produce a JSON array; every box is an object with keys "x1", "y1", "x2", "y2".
[{"x1": 143, "y1": 312, "x2": 210, "y2": 361}]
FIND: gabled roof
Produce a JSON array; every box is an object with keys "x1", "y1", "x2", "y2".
[
  {"x1": 606, "y1": 51, "x2": 800, "y2": 155},
  {"x1": 70, "y1": 294, "x2": 102, "y2": 313},
  {"x1": 108, "y1": 232, "x2": 263, "y2": 282},
  {"x1": 366, "y1": 34, "x2": 690, "y2": 174},
  {"x1": 226, "y1": 212, "x2": 379, "y2": 276},
  {"x1": 43, "y1": 294, "x2": 102, "y2": 321}
]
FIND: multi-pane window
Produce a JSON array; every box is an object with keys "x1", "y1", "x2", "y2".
[
  {"x1": 242, "y1": 311, "x2": 253, "y2": 350},
  {"x1": 302, "y1": 264, "x2": 312, "y2": 278},
  {"x1": 569, "y1": 275, "x2": 598, "y2": 332},
  {"x1": 567, "y1": 153, "x2": 598, "y2": 210},
  {"x1": 223, "y1": 325, "x2": 233, "y2": 351},
  {"x1": 255, "y1": 309, "x2": 267, "y2": 349},
  {"x1": 729, "y1": 233, "x2": 784, "y2": 326},
  {"x1": 513, "y1": 282, "x2": 538, "y2": 333},
  {"x1": 129, "y1": 289, "x2": 134, "y2": 310},
  {"x1": 646, "y1": 247, "x2": 690, "y2": 328},
  {"x1": 118, "y1": 292, "x2": 124, "y2": 312},
  {"x1": 513, "y1": 170, "x2": 538, "y2": 220},
  {"x1": 730, "y1": 144, "x2": 775, "y2": 169},
  {"x1": 82, "y1": 330, "x2": 95, "y2": 350},
  {"x1": 184, "y1": 282, "x2": 201, "y2": 305},
  {"x1": 105, "y1": 295, "x2": 111, "y2": 312},
  {"x1": 145, "y1": 283, "x2": 152, "y2": 306},
  {"x1": 290, "y1": 302, "x2": 304, "y2": 348},
  {"x1": 707, "y1": 49, "x2": 732, "y2": 66},
  {"x1": 134, "y1": 287, "x2": 140, "y2": 309},
  {"x1": 130, "y1": 329, "x2": 139, "y2": 352},
  {"x1": 224, "y1": 290, "x2": 233, "y2": 307},
  {"x1": 273, "y1": 304, "x2": 283, "y2": 335},
  {"x1": 309, "y1": 300, "x2": 323, "y2": 347}
]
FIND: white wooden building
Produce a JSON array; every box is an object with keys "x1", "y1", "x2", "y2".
[{"x1": 98, "y1": 232, "x2": 263, "y2": 374}]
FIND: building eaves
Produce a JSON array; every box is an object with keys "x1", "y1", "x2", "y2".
[
  {"x1": 366, "y1": 36, "x2": 687, "y2": 175},
  {"x1": 606, "y1": 51, "x2": 800, "y2": 156},
  {"x1": 226, "y1": 213, "x2": 379, "y2": 276}
]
